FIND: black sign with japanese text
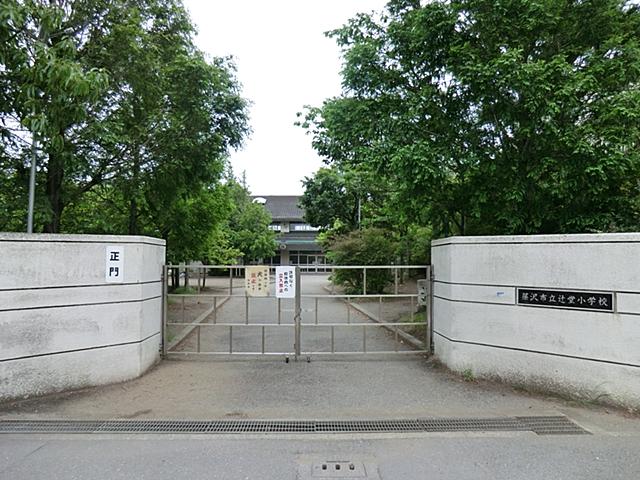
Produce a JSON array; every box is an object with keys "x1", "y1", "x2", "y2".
[{"x1": 517, "y1": 288, "x2": 614, "y2": 312}]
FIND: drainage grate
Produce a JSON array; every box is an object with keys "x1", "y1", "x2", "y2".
[
  {"x1": 0, "y1": 416, "x2": 589, "y2": 435},
  {"x1": 516, "y1": 416, "x2": 590, "y2": 435}
]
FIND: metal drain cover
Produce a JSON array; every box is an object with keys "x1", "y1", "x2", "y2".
[
  {"x1": 298, "y1": 459, "x2": 380, "y2": 479},
  {"x1": 0, "y1": 416, "x2": 589, "y2": 435}
]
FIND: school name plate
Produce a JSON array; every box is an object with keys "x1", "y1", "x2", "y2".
[{"x1": 517, "y1": 288, "x2": 614, "y2": 312}]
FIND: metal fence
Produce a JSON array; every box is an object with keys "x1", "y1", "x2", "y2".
[{"x1": 162, "y1": 264, "x2": 432, "y2": 360}]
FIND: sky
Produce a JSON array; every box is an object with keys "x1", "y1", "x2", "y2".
[{"x1": 182, "y1": 0, "x2": 388, "y2": 195}]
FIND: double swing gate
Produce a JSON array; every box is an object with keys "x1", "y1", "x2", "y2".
[{"x1": 162, "y1": 264, "x2": 432, "y2": 360}]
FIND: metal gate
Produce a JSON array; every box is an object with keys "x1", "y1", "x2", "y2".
[{"x1": 161, "y1": 264, "x2": 432, "y2": 360}]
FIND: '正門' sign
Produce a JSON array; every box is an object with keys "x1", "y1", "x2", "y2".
[
  {"x1": 105, "y1": 245, "x2": 124, "y2": 283},
  {"x1": 517, "y1": 288, "x2": 614, "y2": 312}
]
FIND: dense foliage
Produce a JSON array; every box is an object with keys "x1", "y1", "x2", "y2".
[
  {"x1": 301, "y1": 0, "x2": 640, "y2": 238},
  {"x1": 0, "y1": 0, "x2": 275, "y2": 264},
  {"x1": 224, "y1": 180, "x2": 278, "y2": 263},
  {"x1": 323, "y1": 227, "x2": 398, "y2": 294}
]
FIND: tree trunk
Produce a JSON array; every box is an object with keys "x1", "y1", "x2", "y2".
[
  {"x1": 128, "y1": 195, "x2": 138, "y2": 235},
  {"x1": 171, "y1": 268, "x2": 179, "y2": 291},
  {"x1": 43, "y1": 149, "x2": 64, "y2": 233},
  {"x1": 128, "y1": 149, "x2": 141, "y2": 235}
]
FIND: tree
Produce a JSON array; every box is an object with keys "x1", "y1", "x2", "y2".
[
  {"x1": 0, "y1": 0, "x2": 110, "y2": 232},
  {"x1": 1, "y1": 0, "x2": 249, "y2": 240},
  {"x1": 302, "y1": 0, "x2": 640, "y2": 236},
  {"x1": 225, "y1": 180, "x2": 278, "y2": 263},
  {"x1": 300, "y1": 167, "x2": 359, "y2": 230}
]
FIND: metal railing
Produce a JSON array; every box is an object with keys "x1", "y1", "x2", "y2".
[{"x1": 162, "y1": 264, "x2": 432, "y2": 360}]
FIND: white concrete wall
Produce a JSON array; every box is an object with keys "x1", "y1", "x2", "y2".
[
  {"x1": 431, "y1": 234, "x2": 640, "y2": 409},
  {"x1": 0, "y1": 233, "x2": 165, "y2": 401}
]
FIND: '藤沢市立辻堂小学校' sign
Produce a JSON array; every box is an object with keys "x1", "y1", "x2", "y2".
[{"x1": 517, "y1": 288, "x2": 614, "y2": 312}]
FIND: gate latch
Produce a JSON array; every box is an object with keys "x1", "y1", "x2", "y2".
[{"x1": 417, "y1": 279, "x2": 428, "y2": 306}]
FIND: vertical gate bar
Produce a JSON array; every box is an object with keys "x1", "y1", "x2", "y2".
[
  {"x1": 161, "y1": 265, "x2": 167, "y2": 357},
  {"x1": 394, "y1": 268, "x2": 399, "y2": 295},
  {"x1": 181, "y1": 296, "x2": 185, "y2": 323},
  {"x1": 378, "y1": 296, "x2": 382, "y2": 321},
  {"x1": 245, "y1": 296, "x2": 249, "y2": 325},
  {"x1": 229, "y1": 268, "x2": 233, "y2": 295},
  {"x1": 363, "y1": 267, "x2": 367, "y2": 295},
  {"x1": 347, "y1": 297, "x2": 351, "y2": 323},
  {"x1": 229, "y1": 326, "x2": 233, "y2": 353},
  {"x1": 294, "y1": 266, "x2": 301, "y2": 360},
  {"x1": 197, "y1": 266, "x2": 201, "y2": 295},
  {"x1": 411, "y1": 294, "x2": 415, "y2": 322},
  {"x1": 196, "y1": 325, "x2": 201, "y2": 353},
  {"x1": 213, "y1": 296, "x2": 217, "y2": 324},
  {"x1": 331, "y1": 267, "x2": 335, "y2": 294},
  {"x1": 315, "y1": 297, "x2": 318, "y2": 325},
  {"x1": 277, "y1": 298, "x2": 281, "y2": 325},
  {"x1": 395, "y1": 326, "x2": 399, "y2": 352},
  {"x1": 261, "y1": 326, "x2": 265, "y2": 354},
  {"x1": 426, "y1": 265, "x2": 433, "y2": 354},
  {"x1": 363, "y1": 325, "x2": 367, "y2": 353},
  {"x1": 331, "y1": 326, "x2": 335, "y2": 353}
]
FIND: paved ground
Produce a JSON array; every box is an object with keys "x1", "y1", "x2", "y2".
[
  {"x1": 2, "y1": 431, "x2": 640, "y2": 479},
  {"x1": 2, "y1": 359, "x2": 639, "y2": 480},
  {"x1": 1, "y1": 358, "x2": 638, "y2": 434},
  {"x1": 2, "y1": 361, "x2": 639, "y2": 480}
]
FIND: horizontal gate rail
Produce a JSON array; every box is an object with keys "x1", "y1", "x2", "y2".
[
  {"x1": 166, "y1": 322, "x2": 423, "y2": 327},
  {"x1": 167, "y1": 293, "x2": 419, "y2": 299},
  {"x1": 165, "y1": 264, "x2": 428, "y2": 268}
]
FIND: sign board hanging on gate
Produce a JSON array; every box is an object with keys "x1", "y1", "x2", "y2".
[
  {"x1": 245, "y1": 266, "x2": 270, "y2": 297},
  {"x1": 275, "y1": 266, "x2": 296, "y2": 298}
]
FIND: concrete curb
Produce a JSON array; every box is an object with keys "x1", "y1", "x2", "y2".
[{"x1": 321, "y1": 286, "x2": 425, "y2": 351}]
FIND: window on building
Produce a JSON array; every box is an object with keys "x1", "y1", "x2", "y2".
[
  {"x1": 291, "y1": 223, "x2": 320, "y2": 232},
  {"x1": 268, "y1": 224, "x2": 281, "y2": 232}
]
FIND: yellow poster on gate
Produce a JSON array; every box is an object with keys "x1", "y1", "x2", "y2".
[{"x1": 244, "y1": 266, "x2": 270, "y2": 297}]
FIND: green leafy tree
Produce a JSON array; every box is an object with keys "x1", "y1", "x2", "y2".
[
  {"x1": 0, "y1": 0, "x2": 110, "y2": 232},
  {"x1": 224, "y1": 179, "x2": 278, "y2": 263},
  {"x1": 300, "y1": 167, "x2": 359, "y2": 229},
  {"x1": 1, "y1": 0, "x2": 249, "y2": 244},
  {"x1": 302, "y1": 0, "x2": 640, "y2": 236}
]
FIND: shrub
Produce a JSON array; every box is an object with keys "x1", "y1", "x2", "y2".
[{"x1": 325, "y1": 228, "x2": 398, "y2": 294}]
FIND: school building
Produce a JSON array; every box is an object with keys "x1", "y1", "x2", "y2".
[{"x1": 252, "y1": 195, "x2": 328, "y2": 272}]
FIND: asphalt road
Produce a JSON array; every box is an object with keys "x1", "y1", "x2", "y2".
[{"x1": 2, "y1": 433, "x2": 640, "y2": 480}]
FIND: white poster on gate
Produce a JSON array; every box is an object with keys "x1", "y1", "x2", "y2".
[{"x1": 275, "y1": 266, "x2": 296, "y2": 298}]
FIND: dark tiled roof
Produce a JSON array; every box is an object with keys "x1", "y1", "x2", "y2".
[{"x1": 252, "y1": 195, "x2": 304, "y2": 221}]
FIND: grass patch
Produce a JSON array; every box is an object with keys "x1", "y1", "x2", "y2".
[
  {"x1": 397, "y1": 310, "x2": 427, "y2": 340},
  {"x1": 462, "y1": 368, "x2": 475, "y2": 382},
  {"x1": 171, "y1": 286, "x2": 197, "y2": 295}
]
